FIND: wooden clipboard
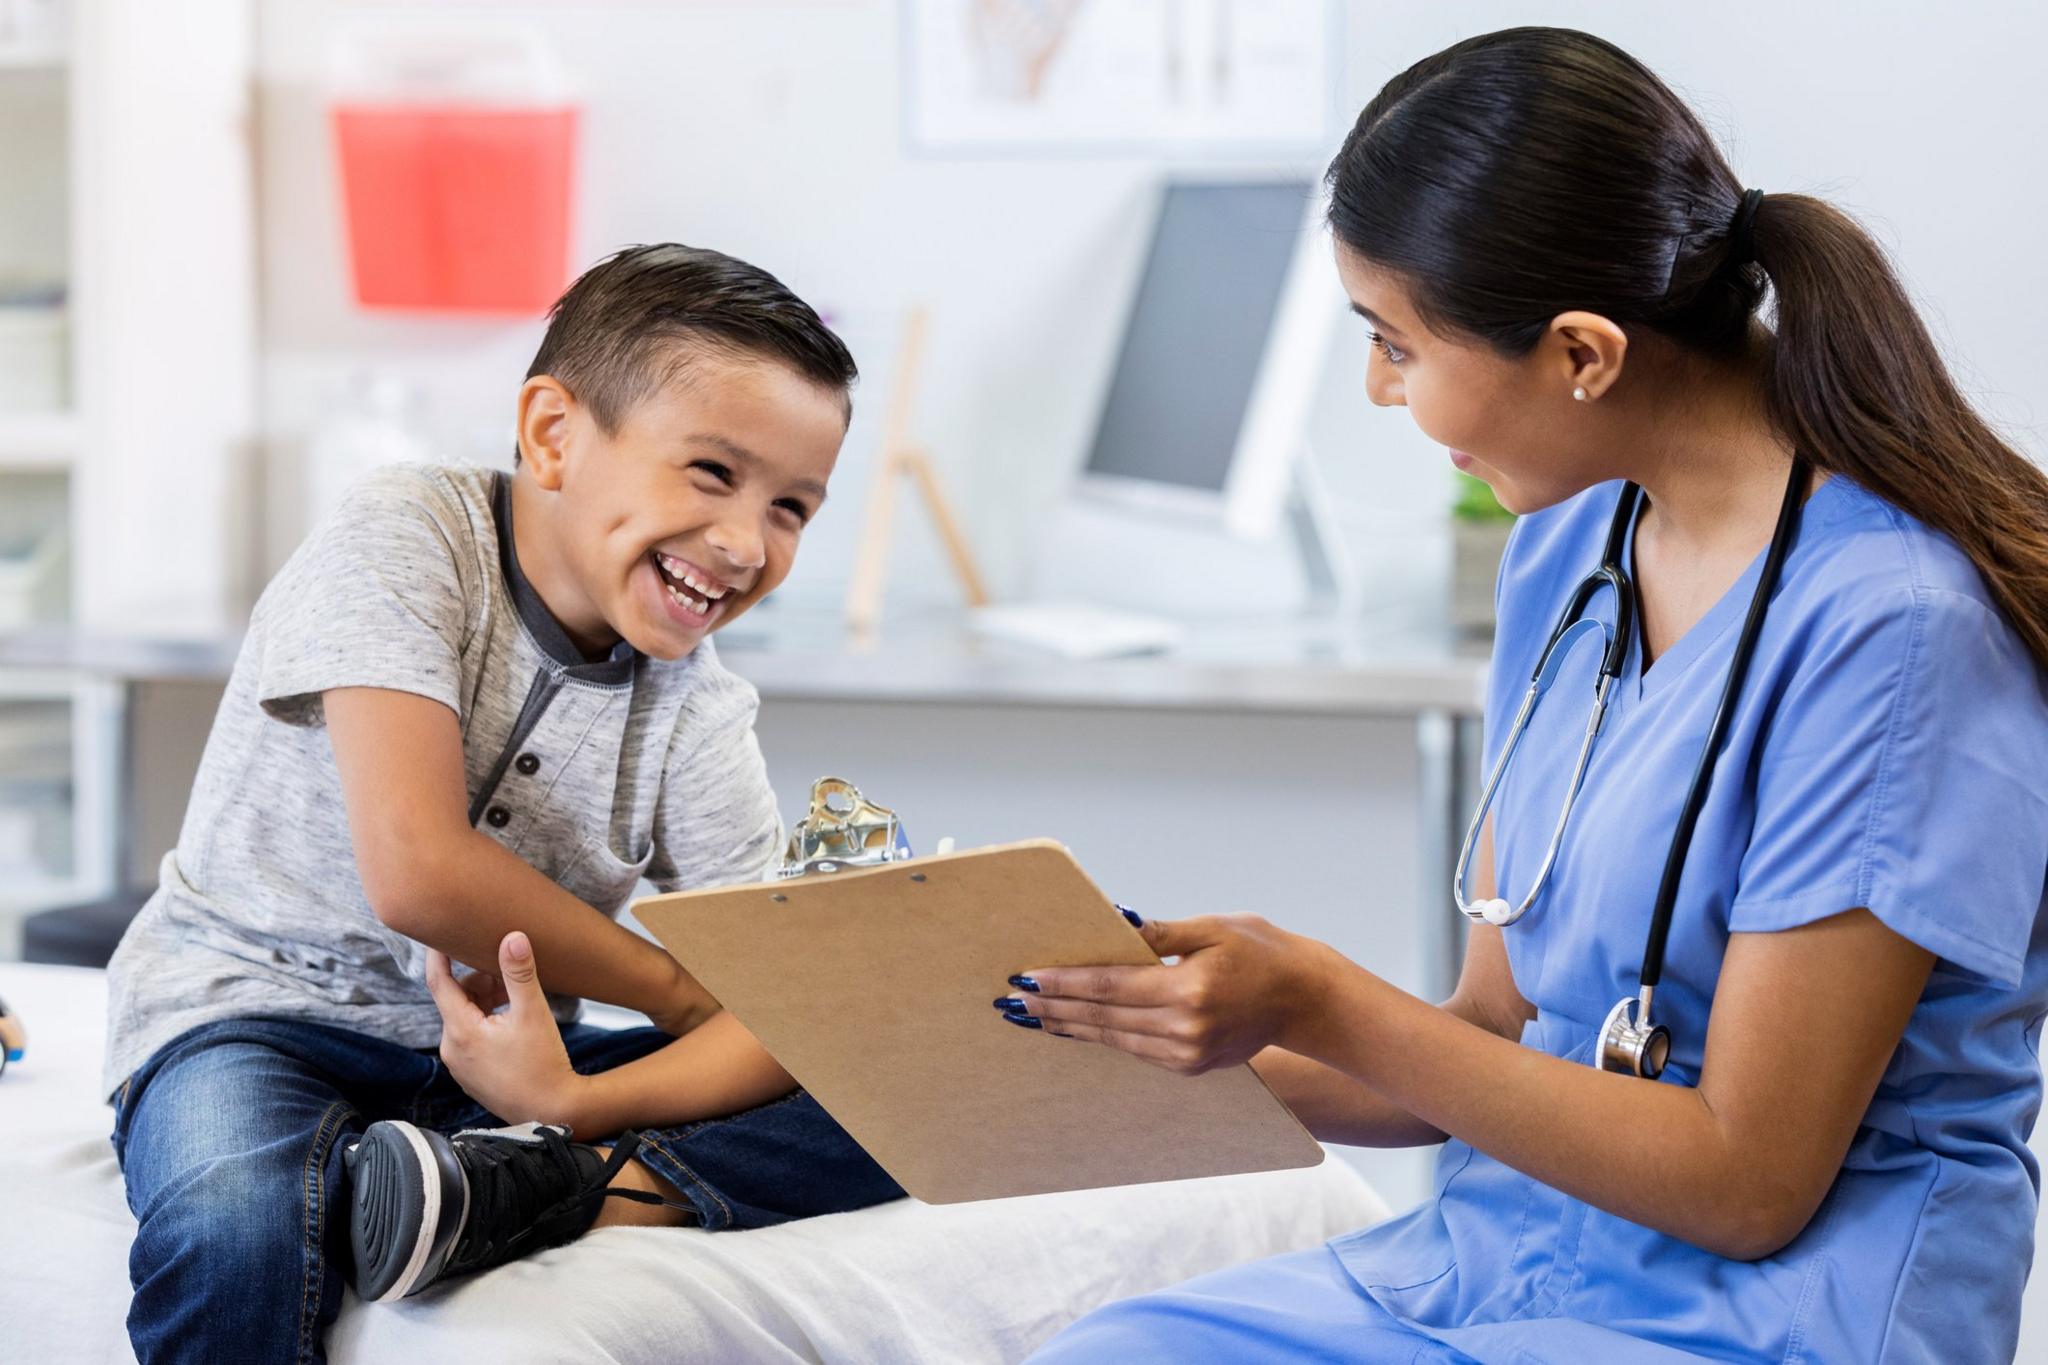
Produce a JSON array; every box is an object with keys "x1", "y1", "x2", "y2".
[{"x1": 631, "y1": 840, "x2": 1323, "y2": 1204}]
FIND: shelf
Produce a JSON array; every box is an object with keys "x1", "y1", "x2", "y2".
[
  {"x1": 0, "y1": 874, "x2": 92, "y2": 918},
  {"x1": 0, "y1": 411, "x2": 77, "y2": 469},
  {"x1": 0, "y1": 40, "x2": 67, "y2": 72}
]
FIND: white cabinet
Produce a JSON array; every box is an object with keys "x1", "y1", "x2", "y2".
[
  {"x1": 0, "y1": 670, "x2": 119, "y2": 924},
  {"x1": 0, "y1": 0, "x2": 254, "y2": 929}
]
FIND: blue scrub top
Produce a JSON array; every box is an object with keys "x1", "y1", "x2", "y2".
[{"x1": 1328, "y1": 476, "x2": 2048, "y2": 1362}]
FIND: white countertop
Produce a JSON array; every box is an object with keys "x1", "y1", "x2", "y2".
[{"x1": 0, "y1": 603, "x2": 1492, "y2": 718}]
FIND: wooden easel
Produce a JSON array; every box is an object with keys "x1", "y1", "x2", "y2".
[{"x1": 843, "y1": 308, "x2": 989, "y2": 642}]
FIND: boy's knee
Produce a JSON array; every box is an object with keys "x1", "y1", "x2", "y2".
[
  {"x1": 131, "y1": 1146, "x2": 312, "y2": 1273},
  {"x1": 122, "y1": 1084, "x2": 356, "y2": 1290},
  {"x1": 125, "y1": 1138, "x2": 349, "y2": 1365}
]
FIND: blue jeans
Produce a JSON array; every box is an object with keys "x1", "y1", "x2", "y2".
[{"x1": 111, "y1": 1015, "x2": 902, "y2": 1365}]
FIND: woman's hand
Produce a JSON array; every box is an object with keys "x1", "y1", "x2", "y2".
[
  {"x1": 426, "y1": 931, "x2": 590, "y2": 1129},
  {"x1": 1004, "y1": 913, "x2": 1343, "y2": 1074}
]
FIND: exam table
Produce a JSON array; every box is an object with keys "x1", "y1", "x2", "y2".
[{"x1": 0, "y1": 962, "x2": 1389, "y2": 1363}]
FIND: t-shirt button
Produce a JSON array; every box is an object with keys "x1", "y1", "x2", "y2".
[
  {"x1": 485, "y1": 805, "x2": 511, "y2": 828},
  {"x1": 515, "y1": 753, "x2": 540, "y2": 775}
]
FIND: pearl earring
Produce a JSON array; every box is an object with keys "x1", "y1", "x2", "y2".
[{"x1": 1573, "y1": 386, "x2": 1589, "y2": 402}]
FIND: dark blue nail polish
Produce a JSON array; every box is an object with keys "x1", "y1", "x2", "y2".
[
  {"x1": 1002, "y1": 1012, "x2": 1044, "y2": 1030},
  {"x1": 1117, "y1": 904, "x2": 1144, "y2": 928},
  {"x1": 1008, "y1": 975, "x2": 1040, "y2": 993},
  {"x1": 992, "y1": 996, "x2": 1028, "y2": 1013}
]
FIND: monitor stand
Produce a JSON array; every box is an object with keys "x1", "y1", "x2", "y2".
[
  {"x1": 1017, "y1": 445, "x2": 1366, "y2": 631},
  {"x1": 1286, "y1": 444, "x2": 1361, "y2": 617}
]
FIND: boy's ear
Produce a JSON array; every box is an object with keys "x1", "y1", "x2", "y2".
[{"x1": 517, "y1": 376, "x2": 575, "y2": 491}]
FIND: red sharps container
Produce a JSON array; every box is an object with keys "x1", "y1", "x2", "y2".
[{"x1": 330, "y1": 29, "x2": 579, "y2": 314}]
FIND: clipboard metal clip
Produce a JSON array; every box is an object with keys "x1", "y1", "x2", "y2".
[{"x1": 778, "y1": 776, "x2": 913, "y2": 879}]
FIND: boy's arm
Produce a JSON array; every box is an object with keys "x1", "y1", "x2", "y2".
[
  {"x1": 326, "y1": 685, "x2": 719, "y2": 1035},
  {"x1": 429, "y1": 931, "x2": 794, "y2": 1136}
]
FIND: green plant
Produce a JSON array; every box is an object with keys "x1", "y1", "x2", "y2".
[{"x1": 1451, "y1": 471, "x2": 1515, "y2": 524}]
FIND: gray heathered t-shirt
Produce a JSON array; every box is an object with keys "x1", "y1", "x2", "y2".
[{"x1": 103, "y1": 463, "x2": 783, "y2": 1097}]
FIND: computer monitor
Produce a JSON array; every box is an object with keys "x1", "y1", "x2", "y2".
[{"x1": 1075, "y1": 177, "x2": 1340, "y2": 543}]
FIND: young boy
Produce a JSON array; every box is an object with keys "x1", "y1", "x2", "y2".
[{"x1": 103, "y1": 244, "x2": 902, "y2": 1363}]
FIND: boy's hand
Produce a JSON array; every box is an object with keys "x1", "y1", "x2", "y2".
[
  {"x1": 427, "y1": 933, "x2": 590, "y2": 1130},
  {"x1": 454, "y1": 964, "x2": 510, "y2": 1015}
]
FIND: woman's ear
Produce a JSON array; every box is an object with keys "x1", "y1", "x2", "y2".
[
  {"x1": 516, "y1": 376, "x2": 575, "y2": 491},
  {"x1": 1546, "y1": 311, "x2": 1629, "y2": 402}
]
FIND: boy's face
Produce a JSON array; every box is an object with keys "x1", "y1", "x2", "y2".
[{"x1": 519, "y1": 353, "x2": 847, "y2": 660}]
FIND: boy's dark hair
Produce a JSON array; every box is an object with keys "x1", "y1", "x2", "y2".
[{"x1": 519, "y1": 243, "x2": 856, "y2": 461}]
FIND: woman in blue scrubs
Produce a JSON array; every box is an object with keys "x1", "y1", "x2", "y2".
[{"x1": 1017, "y1": 27, "x2": 2048, "y2": 1364}]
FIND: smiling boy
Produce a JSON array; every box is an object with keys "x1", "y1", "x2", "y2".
[{"x1": 103, "y1": 245, "x2": 902, "y2": 1363}]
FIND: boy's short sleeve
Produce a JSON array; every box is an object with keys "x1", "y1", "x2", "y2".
[
  {"x1": 645, "y1": 672, "x2": 785, "y2": 893},
  {"x1": 255, "y1": 469, "x2": 475, "y2": 727},
  {"x1": 1729, "y1": 587, "x2": 2048, "y2": 987}
]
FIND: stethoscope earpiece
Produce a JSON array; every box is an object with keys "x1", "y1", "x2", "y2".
[{"x1": 1477, "y1": 898, "x2": 1515, "y2": 927}]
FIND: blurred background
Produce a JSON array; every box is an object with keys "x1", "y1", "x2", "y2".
[{"x1": 2, "y1": 0, "x2": 2045, "y2": 1229}]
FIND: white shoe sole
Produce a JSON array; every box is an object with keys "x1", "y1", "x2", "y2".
[{"x1": 349, "y1": 1120, "x2": 465, "y2": 1302}]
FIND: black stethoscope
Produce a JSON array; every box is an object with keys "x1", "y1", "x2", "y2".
[{"x1": 1453, "y1": 458, "x2": 1812, "y2": 1078}]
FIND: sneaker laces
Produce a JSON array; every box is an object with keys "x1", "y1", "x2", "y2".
[{"x1": 442, "y1": 1128, "x2": 685, "y2": 1278}]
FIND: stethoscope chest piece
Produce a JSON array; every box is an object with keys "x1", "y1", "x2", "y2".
[{"x1": 1599, "y1": 989, "x2": 1670, "y2": 1079}]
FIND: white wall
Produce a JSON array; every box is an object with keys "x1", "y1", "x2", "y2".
[
  {"x1": 253, "y1": 0, "x2": 2046, "y2": 619},
  {"x1": 255, "y1": 0, "x2": 1221, "y2": 608},
  {"x1": 1338, "y1": 1, "x2": 2047, "y2": 462}
]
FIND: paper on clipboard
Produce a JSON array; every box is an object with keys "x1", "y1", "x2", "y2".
[{"x1": 632, "y1": 839, "x2": 1323, "y2": 1204}]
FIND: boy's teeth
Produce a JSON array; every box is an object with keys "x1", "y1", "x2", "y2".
[
  {"x1": 655, "y1": 553, "x2": 727, "y2": 600},
  {"x1": 664, "y1": 583, "x2": 710, "y2": 616}
]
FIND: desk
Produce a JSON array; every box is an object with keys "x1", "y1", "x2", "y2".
[{"x1": 0, "y1": 606, "x2": 1490, "y2": 993}]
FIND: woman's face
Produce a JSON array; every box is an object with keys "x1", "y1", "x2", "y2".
[{"x1": 1333, "y1": 242, "x2": 1616, "y2": 516}]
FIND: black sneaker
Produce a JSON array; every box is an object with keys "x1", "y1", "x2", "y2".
[{"x1": 346, "y1": 1120, "x2": 678, "y2": 1301}]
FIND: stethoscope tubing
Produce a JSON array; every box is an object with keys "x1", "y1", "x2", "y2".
[
  {"x1": 1637, "y1": 459, "x2": 1811, "y2": 989},
  {"x1": 1452, "y1": 458, "x2": 1813, "y2": 1056}
]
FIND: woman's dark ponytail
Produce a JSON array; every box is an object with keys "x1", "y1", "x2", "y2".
[
  {"x1": 1328, "y1": 27, "x2": 2048, "y2": 670},
  {"x1": 1748, "y1": 194, "x2": 2048, "y2": 667}
]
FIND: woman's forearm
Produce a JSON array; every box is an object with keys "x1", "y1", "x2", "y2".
[
  {"x1": 563, "y1": 1010, "x2": 795, "y2": 1141},
  {"x1": 1252, "y1": 1045, "x2": 1449, "y2": 1147},
  {"x1": 1254, "y1": 977, "x2": 1538, "y2": 1149},
  {"x1": 1020, "y1": 908, "x2": 1924, "y2": 1260}
]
